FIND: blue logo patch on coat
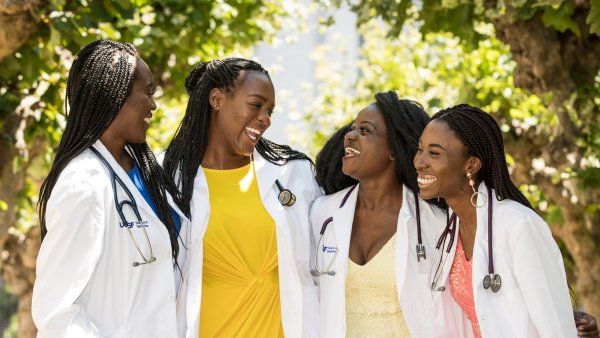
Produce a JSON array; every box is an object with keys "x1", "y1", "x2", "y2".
[
  {"x1": 322, "y1": 245, "x2": 338, "y2": 254},
  {"x1": 119, "y1": 220, "x2": 149, "y2": 228}
]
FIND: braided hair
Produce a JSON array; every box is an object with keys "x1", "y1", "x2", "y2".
[
  {"x1": 316, "y1": 91, "x2": 443, "y2": 208},
  {"x1": 38, "y1": 39, "x2": 183, "y2": 267},
  {"x1": 315, "y1": 123, "x2": 357, "y2": 194},
  {"x1": 163, "y1": 58, "x2": 311, "y2": 216},
  {"x1": 431, "y1": 104, "x2": 533, "y2": 209}
]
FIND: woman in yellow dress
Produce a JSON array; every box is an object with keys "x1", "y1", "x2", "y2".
[{"x1": 164, "y1": 58, "x2": 321, "y2": 337}]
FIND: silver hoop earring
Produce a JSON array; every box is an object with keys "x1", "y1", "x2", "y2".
[{"x1": 467, "y1": 172, "x2": 486, "y2": 208}]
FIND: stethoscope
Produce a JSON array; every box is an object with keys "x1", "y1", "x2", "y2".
[
  {"x1": 311, "y1": 185, "x2": 427, "y2": 277},
  {"x1": 275, "y1": 179, "x2": 296, "y2": 206},
  {"x1": 90, "y1": 147, "x2": 156, "y2": 267},
  {"x1": 428, "y1": 185, "x2": 501, "y2": 293}
]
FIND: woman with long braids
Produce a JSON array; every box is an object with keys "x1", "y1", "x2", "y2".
[
  {"x1": 165, "y1": 58, "x2": 321, "y2": 337},
  {"x1": 414, "y1": 104, "x2": 577, "y2": 337},
  {"x1": 32, "y1": 40, "x2": 189, "y2": 337},
  {"x1": 310, "y1": 91, "x2": 457, "y2": 337}
]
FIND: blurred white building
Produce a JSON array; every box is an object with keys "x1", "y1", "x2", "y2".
[{"x1": 253, "y1": 2, "x2": 359, "y2": 151}]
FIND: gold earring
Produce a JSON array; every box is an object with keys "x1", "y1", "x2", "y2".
[{"x1": 467, "y1": 172, "x2": 486, "y2": 208}]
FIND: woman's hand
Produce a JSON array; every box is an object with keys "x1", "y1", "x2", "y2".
[{"x1": 575, "y1": 310, "x2": 599, "y2": 337}]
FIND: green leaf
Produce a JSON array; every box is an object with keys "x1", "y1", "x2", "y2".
[
  {"x1": 542, "y1": 2, "x2": 581, "y2": 36},
  {"x1": 588, "y1": 0, "x2": 600, "y2": 35}
]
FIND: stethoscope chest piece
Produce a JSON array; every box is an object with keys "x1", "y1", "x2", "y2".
[
  {"x1": 275, "y1": 179, "x2": 296, "y2": 207},
  {"x1": 483, "y1": 273, "x2": 502, "y2": 293},
  {"x1": 278, "y1": 189, "x2": 296, "y2": 206},
  {"x1": 416, "y1": 243, "x2": 426, "y2": 262}
]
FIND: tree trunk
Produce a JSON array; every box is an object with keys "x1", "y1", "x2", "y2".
[
  {"x1": 0, "y1": 228, "x2": 38, "y2": 338},
  {"x1": 0, "y1": 0, "x2": 42, "y2": 61},
  {"x1": 490, "y1": 4, "x2": 600, "y2": 315},
  {"x1": 0, "y1": 100, "x2": 46, "y2": 337}
]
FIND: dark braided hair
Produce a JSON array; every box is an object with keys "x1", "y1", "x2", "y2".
[
  {"x1": 164, "y1": 58, "x2": 311, "y2": 216},
  {"x1": 431, "y1": 104, "x2": 533, "y2": 209},
  {"x1": 38, "y1": 39, "x2": 183, "y2": 268},
  {"x1": 316, "y1": 91, "x2": 444, "y2": 208},
  {"x1": 315, "y1": 123, "x2": 357, "y2": 194}
]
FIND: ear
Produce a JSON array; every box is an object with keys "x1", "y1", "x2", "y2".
[
  {"x1": 465, "y1": 156, "x2": 482, "y2": 177},
  {"x1": 209, "y1": 88, "x2": 224, "y2": 111}
]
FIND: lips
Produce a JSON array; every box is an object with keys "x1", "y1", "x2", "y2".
[
  {"x1": 245, "y1": 126, "x2": 263, "y2": 141},
  {"x1": 417, "y1": 174, "x2": 437, "y2": 187}
]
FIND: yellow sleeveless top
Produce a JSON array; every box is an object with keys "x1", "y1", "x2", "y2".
[
  {"x1": 345, "y1": 234, "x2": 411, "y2": 337},
  {"x1": 199, "y1": 162, "x2": 284, "y2": 337}
]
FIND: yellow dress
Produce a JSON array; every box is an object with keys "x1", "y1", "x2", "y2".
[
  {"x1": 199, "y1": 162, "x2": 284, "y2": 337},
  {"x1": 345, "y1": 234, "x2": 411, "y2": 337}
]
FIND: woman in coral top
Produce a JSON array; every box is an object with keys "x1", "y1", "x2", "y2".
[{"x1": 414, "y1": 104, "x2": 577, "y2": 337}]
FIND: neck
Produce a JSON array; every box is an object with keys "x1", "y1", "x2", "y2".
[
  {"x1": 99, "y1": 132, "x2": 131, "y2": 171},
  {"x1": 445, "y1": 183, "x2": 477, "y2": 232},
  {"x1": 356, "y1": 173, "x2": 403, "y2": 211},
  {"x1": 202, "y1": 126, "x2": 251, "y2": 169}
]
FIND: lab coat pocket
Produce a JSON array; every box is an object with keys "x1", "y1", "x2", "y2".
[{"x1": 488, "y1": 286, "x2": 527, "y2": 335}]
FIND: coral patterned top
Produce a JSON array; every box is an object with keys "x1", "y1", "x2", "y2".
[{"x1": 449, "y1": 237, "x2": 482, "y2": 338}]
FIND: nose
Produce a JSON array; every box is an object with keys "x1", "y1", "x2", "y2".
[
  {"x1": 257, "y1": 109, "x2": 271, "y2": 129},
  {"x1": 344, "y1": 128, "x2": 358, "y2": 141},
  {"x1": 150, "y1": 98, "x2": 157, "y2": 111},
  {"x1": 414, "y1": 151, "x2": 427, "y2": 171}
]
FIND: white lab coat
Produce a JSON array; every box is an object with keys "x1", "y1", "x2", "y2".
[
  {"x1": 32, "y1": 140, "x2": 191, "y2": 338},
  {"x1": 433, "y1": 181, "x2": 577, "y2": 338},
  {"x1": 309, "y1": 184, "x2": 468, "y2": 338},
  {"x1": 176, "y1": 150, "x2": 322, "y2": 338}
]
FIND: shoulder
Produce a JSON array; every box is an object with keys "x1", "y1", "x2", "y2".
[
  {"x1": 494, "y1": 198, "x2": 553, "y2": 243},
  {"x1": 282, "y1": 157, "x2": 314, "y2": 177},
  {"x1": 311, "y1": 186, "x2": 352, "y2": 217},
  {"x1": 50, "y1": 149, "x2": 110, "y2": 201}
]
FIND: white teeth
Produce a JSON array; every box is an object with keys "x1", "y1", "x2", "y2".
[
  {"x1": 245, "y1": 127, "x2": 261, "y2": 141},
  {"x1": 417, "y1": 176, "x2": 437, "y2": 185},
  {"x1": 345, "y1": 147, "x2": 360, "y2": 156},
  {"x1": 144, "y1": 117, "x2": 151, "y2": 124}
]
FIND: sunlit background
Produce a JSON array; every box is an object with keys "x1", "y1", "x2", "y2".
[{"x1": 0, "y1": 0, "x2": 598, "y2": 336}]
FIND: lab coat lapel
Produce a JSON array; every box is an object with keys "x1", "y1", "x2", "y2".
[
  {"x1": 395, "y1": 185, "x2": 412, "y2": 299},
  {"x1": 253, "y1": 150, "x2": 290, "y2": 242},
  {"x1": 472, "y1": 181, "x2": 491, "y2": 307},
  {"x1": 333, "y1": 184, "x2": 358, "y2": 275},
  {"x1": 432, "y1": 207, "x2": 459, "y2": 306},
  {"x1": 253, "y1": 151, "x2": 302, "y2": 336},
  {"x1": 91, "y1": 140, "x2": 167, "y2": 235},
  {"x1": 328, "y1": 185, "x2": 358, "y2": 333}
]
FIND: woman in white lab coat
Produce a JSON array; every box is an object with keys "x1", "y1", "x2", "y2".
[
  {"x1": 33, "y1": 40, "x2": 190, "y2": 338},
  {"x1": 414, "y1": 104, "x2": 576, "y2": 337},
  {"x1": 309, "y1": 91, "x2": 460, "y2": 338},
  {"x1": 162, "y1": 58, "x2": 321, "y2": 337}
]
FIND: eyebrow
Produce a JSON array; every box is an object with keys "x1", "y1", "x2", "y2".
[
  {"x1": 429, "y1": 143, "x2": 447, "y2": 151},
  {"x1": 359, "y1": 121, "x2": 377, "y2": 129},
  {"x1": 248, "y1": 93, "x2": 268, "y2": 101}
]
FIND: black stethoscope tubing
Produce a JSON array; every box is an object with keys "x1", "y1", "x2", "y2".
[
  {"x1": 90, "y1": 146, "x2": 156, "y2": 267},
  {"x1": 311, "y1": 185, "x2": 427, "y2": 277},
  {"x1": 431, "y1": 185, "x2": 500, "y2": 292}
]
